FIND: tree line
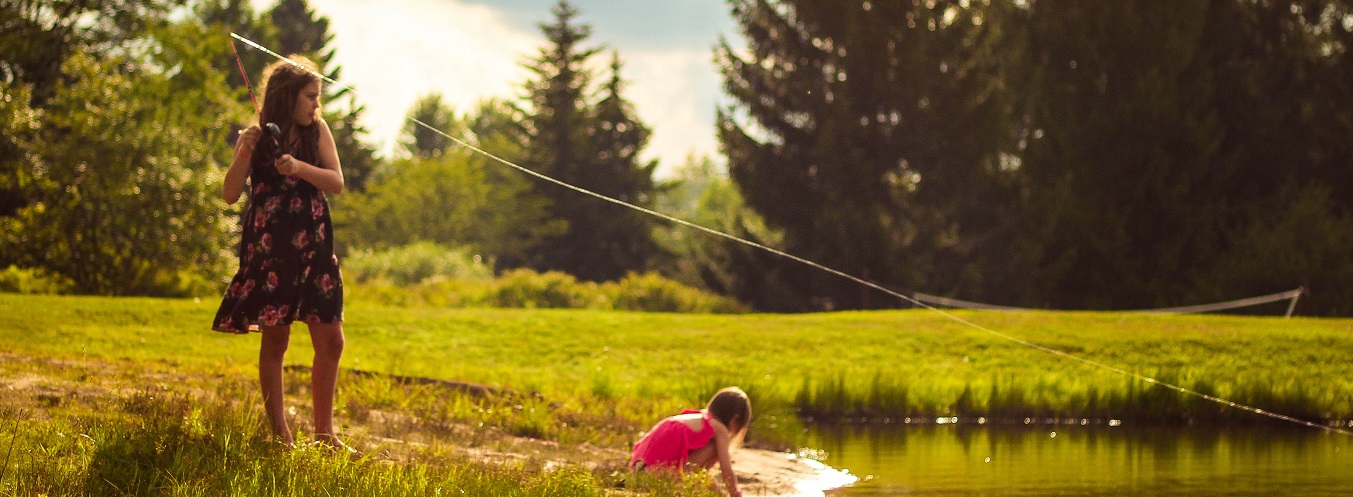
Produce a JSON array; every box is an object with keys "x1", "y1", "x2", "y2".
[
  {"x1": 716, "y1": 0, "x2": 1353, "y2": 315},
  {"x1": 3, "y1": 0, "x2": 1351, "y2": 316},
  {"x1": 1, "y1": 0, "x2": 673, "y2": 298}
]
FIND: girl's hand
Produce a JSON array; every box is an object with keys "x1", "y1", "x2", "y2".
[
  {"x1": 236, "y1": 125, "x2": 262, "y2": 158},
  {"x1": 275, "y1": 154, "x2": 301, "y2": 175}
]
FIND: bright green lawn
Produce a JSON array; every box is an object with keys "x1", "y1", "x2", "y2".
[
  {"x1": 3, "y1": 293, "x2": 1352, "y2": 496},
  {"x1": 4, "y1": 293, "x2": 1351, "y2": 426}
]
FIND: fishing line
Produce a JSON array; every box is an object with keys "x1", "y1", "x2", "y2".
[{"x1": 228, "y1": 32, "x2": 1352, "y2": 436}]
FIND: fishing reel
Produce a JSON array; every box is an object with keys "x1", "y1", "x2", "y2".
[{"x1": 263, "y1": 122, "x2": 287, "y2": 156}]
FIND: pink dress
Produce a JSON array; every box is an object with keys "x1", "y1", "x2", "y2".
[{"x1": 629, "y1": 409, "x2": 715, "y2": 471}]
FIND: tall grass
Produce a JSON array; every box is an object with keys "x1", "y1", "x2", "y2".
[
  {"x1": 0, "y1": 361, "x2": 717, "y2": 496},
  {"x1": 0, "y1": 393, "x2": 621, "y2": 496},
  {"x1": 792, "y1": 371, "x2": 1348, "y2": 425}
]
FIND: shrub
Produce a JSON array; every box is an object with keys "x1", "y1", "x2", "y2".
[
  {"x1": 343, "y1": 242, "x2": 493, "y2": 285},
  {"x1": 603, "y1": 272, "x2": 747, "y2": 313},
  {"x1": 0, "y1": 265, "x2": 74, "y2": 294},
  {"x1": 488, "y1": 269, "x2": 595, "y2": 309},
  {"x1": 346, "y1": 268, "x2": 747, "y2": 313}
]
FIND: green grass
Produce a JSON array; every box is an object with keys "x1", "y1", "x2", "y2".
[{"x1": 2, "y1": 293, "x2": 1352, "y2": 494}]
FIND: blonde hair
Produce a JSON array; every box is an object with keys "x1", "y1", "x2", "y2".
[{"x1": 706, "y1": 387, "x2": 751, "y2": 445}]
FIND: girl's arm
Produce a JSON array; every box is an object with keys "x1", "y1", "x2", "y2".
[
  {"x1": 276, "y1": 117, "x2": 345, "y2": 194},
  {"x1": 712, "y1": 423, "x2": 742, "y2": 497},
  {"x1": 223, "y1": 125, "x2": 260, "y2": 204}
]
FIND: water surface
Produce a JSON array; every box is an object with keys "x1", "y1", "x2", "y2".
[{"x1": 798, "y1": 423, "x2": 1350, "y2": 496}]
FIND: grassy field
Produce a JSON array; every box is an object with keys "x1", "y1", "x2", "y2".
[{"x1": 2, "y1": 293, "x2": 1351, "y2": 495}]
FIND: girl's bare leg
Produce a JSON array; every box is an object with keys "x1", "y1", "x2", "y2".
[
  {"x1": 307, "y1": 321, "x2": 346, "y2": 448},
  {"x1": 259, "y1": 325, "x2": 293, "y2": 446}
]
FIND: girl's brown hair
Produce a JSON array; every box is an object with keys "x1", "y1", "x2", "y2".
[
  {"x1": 256, "y1": 55, "x2": 321, "y2": 162},
  {"x1": 706, "y1": 387, "x2": 751, "y2": 444}
]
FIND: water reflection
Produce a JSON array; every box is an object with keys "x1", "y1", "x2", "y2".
[{"x1": 800, "y1": 424, "x2": 1350, "y2": 496}]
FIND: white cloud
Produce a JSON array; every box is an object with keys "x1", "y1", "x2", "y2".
[
  {"x1": 251, "y1": 0, "x2": 726, "y2": 177},
  {"x1": 622, "y1": 47, "x2": 723, "y2": 175},
  {"x1": 310, "y1": 0, "x2": 536, "y2": 157}
]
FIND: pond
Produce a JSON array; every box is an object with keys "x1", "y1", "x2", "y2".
[{"x1": 794, "y1": 422, "x2": 1351, "y2": 496}]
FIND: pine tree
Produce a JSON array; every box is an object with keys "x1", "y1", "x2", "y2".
[
  {"x1": 197, "y1": 0, "x2": 277, "y2": 109},
  {"x1": 716, "y1": 0, "x2": 1019, "y2": 310},
  {"x1": 518, "y1": 1, "x2": 660, "y2": 281},
  {"x1": 1015, "y1": 1, "x2": 1233, "y2": 309},
  {"x1": 583, "y1": 52, "x2": 664, "y2": 279}
]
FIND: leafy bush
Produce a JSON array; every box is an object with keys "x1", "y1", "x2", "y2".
[
  {"x1": 603, "y1": 272, "x2": 747, "y2": 313},
  {"x1": 343, "y1": 242, "x2": 493, "y2": 285},
  {"x1": 0, "y1": 265, "x2": 75, "y2": 294},
  {"x1": 488, "y1": 269, "x2": 596, "y2": 309},
  {"x1": 346, "y1": 268, "x2": 746, "y2": 313}
]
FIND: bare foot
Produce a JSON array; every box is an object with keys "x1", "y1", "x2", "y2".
[{"x1": 315, "y1": 433, "x2": 357, "y2": 456}]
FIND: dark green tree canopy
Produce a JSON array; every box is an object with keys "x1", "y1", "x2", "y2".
[
  {"x1": 717, "y1": 0, "x2": 1353, "y2": 314},
  {"x1": 717, "y1": 0, "x2": 1018, "y2": 310}
]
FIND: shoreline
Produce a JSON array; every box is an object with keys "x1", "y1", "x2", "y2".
[{"x1": 733, "y1": 447, "x2": 859, "y2": 496}]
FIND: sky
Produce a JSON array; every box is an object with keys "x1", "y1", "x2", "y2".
[{"x1": 252, "y1": 0, "x2": 740, "y2": 177}]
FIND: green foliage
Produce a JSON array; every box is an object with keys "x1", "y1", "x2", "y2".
[
  {"x1": 346, "y1": 268, "x2": 745, "y2": 313},
  {"x1": 1015, "y1": 1, "x2": 1229, "y2": 310},
  {"x1": 605, "y1": 272, "x2": 748, "y2": 314},
  {"x1": 337, "y1": 146, "x2": 563, "y2": 263},
  {"x1": 0, "y1": 265, "x2": 74, "y2": 294},
  {"x1": 1195, "y1": 184, "x2": 1353, "y2": 315},
  {"x1": 0, "y1": 51, "x2": 235, "y2": 296},
  {"x1": 0, "y1": 78, "x2": 39, "y2": 225},
  {"x1": 400, "y1": 93, "x2": 465, "y2": 158},
  {"x1": 343, "y1": 242, "x2": 494, "y2": 285},
  {"x1": 488, "y1": 268, "x2": 596, "y2": 309},
  {"x1": 715, "y1": 0, "x2": 1353, "y2": 314},
  {"x1": 651, "y1": 157, "x2": 788, "y2": 309},
  {"x1": 0, "y1": 0, "x2": 176, "y2": 107}
]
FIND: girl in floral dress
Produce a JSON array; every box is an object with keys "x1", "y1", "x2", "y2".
[{"x1": 213, "y1": 55, "x2": 349, "y2": 451}]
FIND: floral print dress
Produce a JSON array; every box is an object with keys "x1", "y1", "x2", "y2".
[{"x1": 213, "y1": 131, "x2": 342, "y2": 333}]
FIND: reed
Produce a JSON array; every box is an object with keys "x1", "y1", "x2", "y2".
[{"x1": 791, "y1": 371, "x2": 1351, "y2": 426}]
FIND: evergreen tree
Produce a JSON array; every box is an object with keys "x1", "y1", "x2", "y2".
[
  {"x1": 716, "y1": 0, "x2": 1019, "y2": 310},
  {"x1": 197, "y1": 0, "x2": 277, "y2": 109},
  {"x1": 1183, "y1": 0, "x2": 1353, "y2": 314},
  {"x1": 1015, "y1": 1, "x2": 1230, "y2": 309},
  {"x1": 518, "y1": 1, "x2": 661, "y2": 281},
  {"x1": 1003, "y1": 0, "x2": 1353, "y2": 314},
  {"x1": 583, "y1": 52, "x2": 664, "y2": 278}
]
